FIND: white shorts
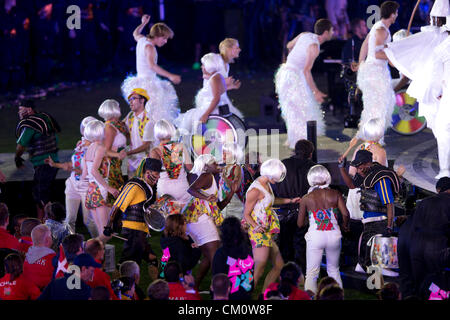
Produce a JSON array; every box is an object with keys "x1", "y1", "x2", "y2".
[
  {"x1": 65, "y1": 176, "x2": 89, "y2": 200},
  {"x1": 186, "y1": 214, "x2": 220, "y2": 246}
]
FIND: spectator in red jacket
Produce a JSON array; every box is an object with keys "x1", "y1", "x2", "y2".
[
  {"x1": 84, "y1": 238, "x2": 118, "y2": 300},
  {"x1": 0, "y1": 253, "x2": 41, "y2": 300},
  {"x1": 18, "y1": 218, "x2": 40, "y2": 253},
  {"x1": 0, "y1": 203, "x2": 20, "y2": 251},
  {"x1": 23, "y1": 224, "x2": 56, "y2": 291},
  {"x1": 164, "y1": 261, "x2": 201, "y2": 300}
]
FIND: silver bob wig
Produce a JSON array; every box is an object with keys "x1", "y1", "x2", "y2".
[
  {"x1": 307, "y1": 165, "x2": 331, "y2": 187},
  {"x1": 260, "y1": 159, "x2": 286, "y2": 183},
  {"x1": 80, "y1": 116, "x2": 97, "y2": 137},
  {"x1": 154, "y1": 119, "x2": 177, "y2": 141},
  {"x1": 190, "y1": 154, "x2": 217, "y2": 177},
  {"x1": 98, "y1": 99, "x2": 121, "y2": 121},
  {"x1": 361, "y1": 118, "x2": 384, "y2": 142},
  {"x1": 83, "y1": 119, "x2": 105, "y2": 142}
]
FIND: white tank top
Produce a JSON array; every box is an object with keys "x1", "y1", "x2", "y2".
[
  {"x1": 285, "y1": 32, "x2": 320, "y2": 71},
  {"x1": 367, "y1": 20, "x2": 391, "y2": 64},
  {"x1": 246, "y1": 180, "x2": 274, "y2": 216},
  {"x1": 136, "y1": 37, "x2": 157, "y2": 78},
  {"x1": 111, "y1": 127, "x2": 127, "y2": 151}
]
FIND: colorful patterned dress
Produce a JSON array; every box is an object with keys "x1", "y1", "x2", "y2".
[
  {"x1": 156, "y1": 142, "x2": 191, "y2": 206},
  {"x1": 85, "y1": 153, "x2": 110, "y2": 209},
  {"x1": 182, "y1": 174, "x2": 223, "y2": 227},
  {"x1": 246, "y1": 180, "x2": 280, "y2": 248},
  {"x1": 105, "y1": 119, "x2": 128, "y2": 205}
]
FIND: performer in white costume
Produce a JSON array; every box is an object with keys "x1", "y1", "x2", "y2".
[
  {"x1": 384, "y1": 0, "x2": 450, "y2": 132},
  {"x1": 218, "y1": 38, "x2": 242, "y2": 89},
  {"x1": 175, "y1": 53, "x2": 243, "y2": 135},
  {"x1": 121, "y1": 14, "x2": 180, "y2": 125},
  {"x1": 274, "y1": 19, "x2": 333, "y2": 149},
  {"x1": 430, "y1": 24, "x2": 450, "y2": 179},
  {"x1": 357, "y1": 1, "x2": 399, "y2": 142}
]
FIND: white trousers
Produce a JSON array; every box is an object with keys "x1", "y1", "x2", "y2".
[
  {"x1": 64, "y1": 177, "x2": 98, "y2": 237},
  {"x1": 304, "y1": 229, "x2": 343, "y2": 294}
]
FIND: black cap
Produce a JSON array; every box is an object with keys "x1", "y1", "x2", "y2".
[
  {"x1": 144, "y1": 158, "x2": 163, "y2": 172},
  {"x1": 350, "y1": 150, "x2": 373, "y2": 167},
  {"x1": 436, "y1": 177, "x2": 450, "y2": 193},
  {"x1": 18, "y1": 99, "x2": 36, "y2": 109}
]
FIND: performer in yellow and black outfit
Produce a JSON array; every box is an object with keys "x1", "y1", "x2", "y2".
[{"x1": 104, "y1": 158, "x2": 162, "y2": 267}]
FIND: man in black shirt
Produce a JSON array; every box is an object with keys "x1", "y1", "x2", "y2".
[
  {"x1": 341, "y1": 18, "x2": 368, "y2": 66},
  {"x1": 272, "y1": 140, "x2": 316, "y2": 274}
]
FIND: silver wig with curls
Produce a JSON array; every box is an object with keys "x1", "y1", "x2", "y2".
[
  {"x1": 98, "y1": 99, "x2": 121, "y2": 121},
  {"x1": 154, "y1": 119, "x2": 177, "y2": 142},
  {"x1": 307, "y1": 165, "x2": 331, "y2": 187},
  {"x1": 190, "y1": 154, "x2": 217, "y2": 177},
  {"x1": 361, "y1": 118, "x2": 385, "y2": 142},
  {"x1": 80, "y1": 116, "x2": 97, "y2": 137},
  {"x1": 83, "y1": 119, "x2": 105, "y2": 142},
  {"x1": 260, "y1": 159, "x2": 287, "y2": 183}
]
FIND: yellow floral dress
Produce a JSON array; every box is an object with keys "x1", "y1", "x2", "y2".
[
  {"x1": 246, "y1": 180, "x2": 280, "y2": 248},
  {"x1": 182, "y1": 174, "x2": 224, "y2": 226}
]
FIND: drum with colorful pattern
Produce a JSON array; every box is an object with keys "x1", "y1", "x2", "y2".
[{"x1": 391, "y1": 89, "x2": 427, "y2": 135}]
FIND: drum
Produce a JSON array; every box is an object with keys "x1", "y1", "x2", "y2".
[
  {"x1": 143, "y1": 194, "x2": 181, "y2": 232},
  {"x1": 369, "y1": 235, "x2": 399, "y2": 269},
  {"x1": 391, "y1": 89, "x2": 427, "y2": 135},
  {"x1": 190, "y1": 113, "x2": 246, "y2": 158}
]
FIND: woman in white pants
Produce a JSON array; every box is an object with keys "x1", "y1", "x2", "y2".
[
  {"x1": 46, "y1": 116, "x2": 98, "y2": 237},
  {"x1": 297, "y1": 165, "x2": 350, "y2": 294}
]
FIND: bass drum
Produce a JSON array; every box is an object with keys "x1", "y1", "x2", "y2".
[
  {"x1": 391, "y1": 89, "x2": 427, "y2": 135},
  {"x1": 190, "y1": 114, "x2": 247, "y2": 158}
]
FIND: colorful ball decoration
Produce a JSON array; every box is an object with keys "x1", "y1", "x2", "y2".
[{"x1": 391, "y1": 90, "x2": 427, "y2": 135}]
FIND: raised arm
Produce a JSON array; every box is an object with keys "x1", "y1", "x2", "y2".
[
  {"x1": 304, "y1": 43, "x2": 327, "y2": 103},
  {"x1": 133, "y1": 14, "x2": 150, "y2": 42}
]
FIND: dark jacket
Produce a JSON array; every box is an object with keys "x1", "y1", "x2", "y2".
[
  {"x1": 38, "y1": 273, "x2": 91, "y2": 300},
  {"x1": 159, "y1": 235, "x2": 201, "y2": 275}
]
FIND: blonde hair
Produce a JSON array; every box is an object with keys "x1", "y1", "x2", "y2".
[
  {"x1": 84, "y1": 119, "x2": 105, "y2": 142},
  {"x1": 98, "y1": 99, "x2": 121, "y2": 121},
  {"x1": 154, "y1": 119, "x2": 177, "y2": 141},
  {"x1": 190, "y1": 154, "x2": 216, "y2": 176},
  {"x1": 149, "y1": 23, "x2": 174, "y2": 39},
  {"x1": 307, "y1": 165, "x2": 331, "y2": 187},
  {"x1": 260, "y1": 159, "x2": 286, "y2": 183},
  {"x1": 219, "y1": 38, "x2": 239, "y2": 56}
]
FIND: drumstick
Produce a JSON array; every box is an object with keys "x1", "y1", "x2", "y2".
[
  {"x1": 407, "y1": 0, "x2": 421, "y2": 36},
  {"x1": 112, "y1": 234, "x2": 128, "y2": 241}
]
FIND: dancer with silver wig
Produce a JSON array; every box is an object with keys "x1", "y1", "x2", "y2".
[{"x1": 175, "y1": 53, "x2": 243, "y2": 135}]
